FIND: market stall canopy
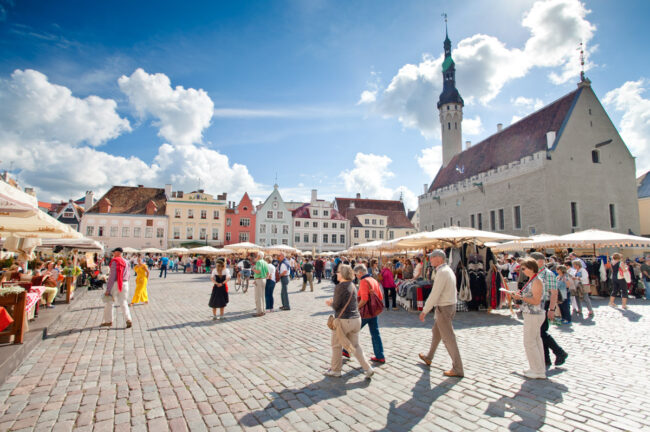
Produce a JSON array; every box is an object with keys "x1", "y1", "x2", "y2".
[
  {"x1": 0, "y1": 180, "x2": 38, "y2": 212},
  {"x1": 348, "y1": 240, "x2": 405, "y2": 254},
  {"x1": 166, "y1": 247, "x2": 188, "y2": 254},
  {"x1": 264, "y1": 244, "x2": 300, "y2": 254},
  {"x1": 214, "y1": 248, "x2": 236, "y2": 255},
  {"x1": 490, "y1": 234, "x2": 562, "y2": 252},
  {"x1": 38, "y1": 237, "x2": 104, "y2": 252},
  {"x1": 228, "y1": 242, "x2": 263, "y2": 253},
  {"x1": 394, "y1": 226, "x2": 523, "y2": 249},
  {"x1": 122, "y1": 247, "x2": 140, "y2": 253},
  {"x1": 0, "y1": 208, "x2": 82, "y2": 239},
  {"x1": 140, "y1": 247, "x2": 164, "y2": 254},
  {"x1": 532, "y1": 229, "x2": 650, "y2": 249},
  {"x1": 187, "y1": 246, "x2": 221, "y2": 255}
]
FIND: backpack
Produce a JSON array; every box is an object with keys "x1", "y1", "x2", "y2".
[
  {"x1": 359, "y1": 277, "x2": 384, "y2": 319},
  {"x1": 242, "y1": 259, "x2": 251, "y2": 269}
]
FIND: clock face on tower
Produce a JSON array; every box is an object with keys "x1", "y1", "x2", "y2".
[{"x1": 272, "y1": 202, "x2": 278, "y2": 209}]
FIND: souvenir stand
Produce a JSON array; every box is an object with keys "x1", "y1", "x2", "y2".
[{"x1": 394, "y1": 227, "x2": 523, "y2": 313}]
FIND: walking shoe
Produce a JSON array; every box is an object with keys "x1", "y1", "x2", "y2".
[
  {"x1": 126, "y1": 320, "x2": 132, "y2": 328},
  {"x1": 555, "y1": 352, "x2": 568, "y2": 366},
  {"x1": 100, "y1": 322, "x2": 112, "y2": 327},
  {"x1": 622, "y1": 305, "x2": 628, "y2": 310},
  {"x1": 443, "y1": 370, "x2": 463, "y2": 378},
  {"x1": 587, "y1": 311, "x2": 594, "y2": 318},
  {"x1": 370, "y1": 357, "x2": 386, "y2": 364},
  {"x1": 523, "y1": 370, "x2": 546, "y2": 379},
  {"x1": 323, "y1": 369, "x2": 341, "y2": 377},
  {"x1": 364, "y1": 368, "x2": 375, "y2": 379},
  {"x1": 342, "y1": 350, "x2": 350, "y2": 358},
  {"x1": 418, "y1": 353, "x2": 431, "y2": 366},
  {"x1": 252, "y1": 312, "x2": 265, "y2": 317},
  {"x1": 392, "y1": 307, "x2": 399, "y2": 311},
  {"x1": 608, "y1": 303, "x2": 617, "y2": 308},
  {"x1": 211, "y1": 316, "x2": 218, "y2": 320},
  {"x1": 561, "y1": 319, "x2": 571, "y2": 325}
]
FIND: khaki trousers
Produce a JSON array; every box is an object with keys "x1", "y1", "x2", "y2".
[
  {"x1": 424, "y1": 305, "x2": 464, "y2": 375},
  {"x1": 42, "y1": 286, "x2": 58, "y2": 305},
  {"x1": 523, "y1": 313, "x2": 546, "y2": 375},
  {"x1": 330, "y1": 317, "x2": 371, "y2": 373},
  {"x1": 254, "y1": 279, "x2": 266, "y2": 313},
  {"x1": 103, "y1": 282, "x2": 132, "y2": 324},
  {"x1": 302, "y1": 272, "x2": 314, "y2": 291}
]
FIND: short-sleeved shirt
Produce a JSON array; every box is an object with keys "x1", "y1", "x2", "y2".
[
  {"x1": 358, "y1": 275, "x2": 383, "y2": 302},
  {"x1": 303, "y1": 262, "x2": 314, "y2": 272},
  {"x1": 641, "y1": 263, "x2": 650, "y2": 281},
  {"x1": 254, "y1": 260, "x2": 269, "y2": 279},
  {"x1": 538, "y1": 268, "x2": 557, "y2": 302},
  {"x1": 266, "y1": 263, "x2": 276, "y2": 281},
  {"x1": 161, "y1": 257, "x2": 169, "y2": 266},
  {"x1": 279, "y1": 260, "x2": 290, "y2": 277},
  {"x1": 211, "y1": 268, "x2": 231, "y2": 279}
]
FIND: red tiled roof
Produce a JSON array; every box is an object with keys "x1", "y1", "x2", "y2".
[
  {"x1": 345, "y1": 208, "x2": 414, "y2": 229},
  {"x1": 335, "y1": 198, "x2": 407, "y2": 216},
  {"x1": 429, "y1": 88, "x2": 581, "y2": 192},
  {"x1": 86, "y1": 186, "x2": 167, "y2": 216},
  {"x1": 292, "y1": 203, "x2": 347, "y2": 220},
  {"x1": 38, "y1": 201, "x2": 52, "y2": 210}
]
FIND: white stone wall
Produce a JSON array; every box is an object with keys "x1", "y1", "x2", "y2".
[{"x1": 80, "y1": 214, "x2": 168, "y2": 251}]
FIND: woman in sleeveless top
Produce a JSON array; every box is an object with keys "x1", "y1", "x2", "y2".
[
  {"x1": 209, "y1": 261, "x2": 230, "y2": 320},
  {"x1": 513, "y1": 257, "x2": 546, "y2": 379},
  {"x1": 131, "y1": 257, "x2": 149, "y2": 305}
]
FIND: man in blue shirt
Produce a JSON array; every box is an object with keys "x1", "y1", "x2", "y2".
[{"x1": 159, "y1": 255, "x2": 169, "y2": 278}]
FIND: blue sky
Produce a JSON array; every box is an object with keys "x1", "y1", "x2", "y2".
[{"x1": 1, "y1": 0, "x2": 649, "y2": 209}]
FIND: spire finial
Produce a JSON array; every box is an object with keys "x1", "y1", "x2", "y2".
[
  {"x1": 578, "y1": 42, "x2": 585, "y2": 82},
  {"x1": 442, "y1": 12, "x2": 448, "y2": 38}
]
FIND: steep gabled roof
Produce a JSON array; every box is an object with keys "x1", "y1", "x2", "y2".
[
  {"x1": 346, "y1": 208, "x2": 414, "y2": 229},
  {"x1": 86, "y1": 186, "x2": 167, "y2": 216},
  {"x1": 639, "y1": 171, "x2": 650, "y2": 199},
  {"x1": 429, "y1": 88, "x2": 582, "y2": 192},
  {"x1": 291, "y1": 203, "x2": 346, "y2": 220},
  {"x1": 335, "y1": 198, "x2": 407, "y2": 216}
]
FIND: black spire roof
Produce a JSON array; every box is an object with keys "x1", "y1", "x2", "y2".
[{"x1": 437, "y1": 28, "x2": 464, "y2": 109}]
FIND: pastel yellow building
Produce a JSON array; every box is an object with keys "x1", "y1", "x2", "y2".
[{"x1": 165, "y1": 185, "x2": 227, "y2": 248}]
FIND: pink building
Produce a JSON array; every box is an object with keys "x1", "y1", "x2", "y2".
[{"x1": 224, "y1": 193, "x2": 256, "y2": 245}]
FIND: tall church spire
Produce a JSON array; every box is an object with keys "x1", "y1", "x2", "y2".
[{"x1": 437, "y1": 17, "x2": 464, "y2": 167}]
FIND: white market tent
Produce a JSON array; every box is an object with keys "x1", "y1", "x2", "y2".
[
  {"x1": 38, "y1": 238, "x2": 104, "y2": 252},
  {"x1": 489, "y1": 234, "x2": 562, "y2": 252},
  {"x1": 188, "y1": 246, "x2": 221, "y2": 255},
  {"x1": 228, "y1": 242, "x2": 263, "y2": 253},
  {"x1": 122, "y1": 247, "x2": 140, "y2": 253},
  {"x1": 264, "y1": 244, "x2": 300, "y2": 254},
  {"x1": 214, "y1": 248, "x2": 236, "y2": 255},
  {"x1": 533, "y1": 229, "x2": 650, "y2": 250},
  {"x1": 166, "y1": 247, "x2": 188, "y2": 254},
  {"x1": 394, "y1": 226, "x2": 523, "y2": 249},
  {"x1": 140, "y1": 247, "x2": 164, "y2": 254}
]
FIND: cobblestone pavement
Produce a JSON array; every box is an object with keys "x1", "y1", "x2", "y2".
[{"x1": 0, "y1": 272, "x2": 649, "y2": 432}]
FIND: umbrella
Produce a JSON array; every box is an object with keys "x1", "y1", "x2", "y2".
[
  {"x1": 489, "y1": 234, "x2": 562, "y2": 252},
  {"x1": 122, "y1": 247, "x2": 140, "y2": 253},
  {"x1": 214, "y1": 248, "x2": 236, "y2": 255},
  {"x1": 0, "y1": 180, "x2": 39, "y2": 212},
  {"x1": 166, "y1": 247, "x2": 188, "y2": 254},
  {"x1": 228, "y1": 242, "x2": 263, "y2": 253},
  {"x1": 140, "y1": 247, "x2": 164, "y2": 254},
  {"x1": 38, "y1": 237, "x2": 104, "y2": 252},
  {"x1": 395, "y1": 226, "x2": 523, "y2": 249},
  {"x1": 188, "y1": 246, "x2": 221, "y2": 255},
  {"x1": 0, "y1": 208, "x2": 82, "y2": 239},
  {"x1": 533, "y1": 229, "x2": 650, "y2": 249},
  {"x1": 264, "y1": 244, "x2": 299, "y2": 254}
]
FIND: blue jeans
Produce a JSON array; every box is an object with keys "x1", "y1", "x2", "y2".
[
  {"x1": 644, "y1": 280, "x2": 650, "y2": 300},
  {"x1": 344, "y1": 316, "x2": 384, "y2": 360},
  {"x1": 280, "y1": 276, "x2": 290, "y2": 309},
  {"x1": 265, "y1": 279, "x2": 275, "y2": 310},
  {"x1": 559, "y1": 291, "x2": 571, "y2": 322},
  {"x1": 159, "y1": 264, "x2": 167, "y2": 278}
]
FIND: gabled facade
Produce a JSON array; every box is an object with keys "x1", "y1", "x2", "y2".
[
  {"x1": 418, "y1": 29, "x2": 640, "y2": 236},
  {"x1": 165, "y1": 186, "x2": 227, "y2": 248},
  {"x1": 334, "y1": 195, "x2": 415, "y2": 247},
  {"x1": 50, "y1": 200, "x2": 85, "y2": 231},
  {"x1": 292, "y1": 190, "x2": 348, "y2": 252},
  {"x1": 80, "y1": 185, "x2": 168, "y2": 250},
  {"x1": 225, "y1": 193, "x2": 256, "y2": 245},
  {"x1": 255, "y1": 184, "x2": 293, "y2": 247}
]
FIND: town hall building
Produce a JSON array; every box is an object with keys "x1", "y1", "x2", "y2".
[{"x1": 418, "y1": 29, "x2": 641, "y2": 236}]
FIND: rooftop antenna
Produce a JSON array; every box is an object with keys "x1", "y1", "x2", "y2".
[
  {"x1": 442, "y1": 12, "x2": 448, "y2": 37},
  {"x1": 578, "y1": 42, "x2": 585, "y2": 82},
  {"x1": 274, "y1": 172, "x2": 278, "y2": 185}
]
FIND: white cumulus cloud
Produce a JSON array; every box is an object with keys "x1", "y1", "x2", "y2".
[
  {"x1": 417, "y1": 146, "x2": 443, "y2": 180},
  {"x1": 360, "y1": 0, "x2": 596, "y2": 138},
  {"x1": 339, "y1": 153, "x2": 417, "y2": 210},
  {"x1": 603, "y1": 79, "x2": 650, "y2": 175}
]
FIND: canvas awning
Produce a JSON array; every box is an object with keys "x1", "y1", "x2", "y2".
[
  {"x1": 394, "y1": 226, "x2": 523, "y2": 249},
  {"x1": 532, "y1": 229, "x2": 650, "y2": 249}
]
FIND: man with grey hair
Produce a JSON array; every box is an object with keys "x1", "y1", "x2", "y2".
[
  {"x1": 252, "y1": 251, "x2": 269, "y2": 317},
  {"x1": 418, "y1": 249, "x2": 464, "y2": 377}
]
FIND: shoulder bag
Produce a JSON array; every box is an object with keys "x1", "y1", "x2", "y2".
[
  {"x1": 359, "y1": 278, "x2": 384, "y2": 319},
  {"x1": 327, "y1": 286, "x2": 354, "y2": 330}
]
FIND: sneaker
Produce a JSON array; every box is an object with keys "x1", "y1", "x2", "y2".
[
  {"x1": 561, "y1": 319, "x2": 571, "y2": 325},
  {"x1": 364, "y1": 368, "x2": 375, "y2": 379},
  {"x1": 212, "y1": 316, "x2": 218, "y2": 321},
  {"x1": 587, "y1": 311, "x2": 594, "y2": 318},
  {"x1": 608, "y1": 303, "x2": 617, "y2": 308},
  {"x1": 126, "y1": 320, "x2": 132, "y2": 329},
  {"x1": 392, "y1": 307, "x2": 399, "y2": 311},
  {"x1": 622, "y1": 305, "x2": 628, "y2": 310},
  {"x1": 555, "y1": 352, "x2": 568, "y2": 366},
  {"x1": 324, "y1": 369, "x2": 341, "y2": 377},
  {"x1": 370, "y1": 357, "x2": 386, "y2": 364},
  {"x1": 342, "y1": 350, "x2": 350, "y2": 358}
]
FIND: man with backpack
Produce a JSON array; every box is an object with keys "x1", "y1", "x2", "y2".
[
  {"x1": 239, "y1": 257, "x2": 252, "y2": 292},
  {"x1": 301, "y1": 258, "x2": 314, "y2": 291},
  {"x1": 277, "y1": 253, "x2": 291, "y2": 310}
]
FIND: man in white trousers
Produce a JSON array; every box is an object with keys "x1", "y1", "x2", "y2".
[{"x1": 101, "y1": 247, "x2": 132, "y2": 328}]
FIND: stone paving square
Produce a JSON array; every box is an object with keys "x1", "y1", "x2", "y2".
[{"x1": 0, "y1": 272, "x2": 648, "y2": 431}]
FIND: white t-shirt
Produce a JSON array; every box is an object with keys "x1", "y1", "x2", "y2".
[
  {"x1": 279, "y1": 261, "x2": 290, "y2": 277},
  {"x1": 211, "y1": 268, "x2": 231, "y2": 280},
  {"x1": 267, "y1": 263, "x2": 276, "y2": 280},
  {"x1": 568, "y1": 267, "x2": 589, "y2": 285}
]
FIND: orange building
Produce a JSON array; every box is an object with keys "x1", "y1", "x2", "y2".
[{"x1": 225, "y1": 193, "x2": 256, "y2": 245}]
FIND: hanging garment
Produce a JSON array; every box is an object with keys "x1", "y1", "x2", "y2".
[{"x1": 458, "y1": 268, "x2": 472, "y2": 302}]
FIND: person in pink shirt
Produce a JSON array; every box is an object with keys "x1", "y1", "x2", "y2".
[{"x1": 380, "y1": 262, "x2": 398, "y2": 310}]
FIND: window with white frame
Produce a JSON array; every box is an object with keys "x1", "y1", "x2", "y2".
[
  {"x1": 323, "y1": 222, "x2": 328, "y2": 228},
  {"x1": 365, "y1": 218, "x2": 370, "y2": 225},
  {"x1": 133, "y1": 227, "x2": 140, "y2": 237},
  {"x1": 98, "y1": 226, "x2": 104, "y2": 237},
  {"x1": 156, "y1": 228, "x2": 164, "y2": 238},
  {"x1": 353, "y1": 229, "x2": 359, "y2": 238},
  {"x1": 323, "y1": 234, "x2": 328, "y2": 243},
  {"x1": 199, "y1": 228, "x2": 207, "y2": 240},
  {"x1": 304, "y1": 234, "x2": 309, "y2": 243},
  {"x1": 313, "y1": 222, "x2": 318, "y2": 228},
  {"x1": 277, "y1": 211, "x2": 283, "y2": 219},
  {"x1": 379, "y1": 230, "x2": 384, "y2": 239},
  {"x1": 86, "y1": 226, "x2": 94, "y2": 236},
  {"x1": 201, "y1": 210, "x2": 207, "y2": 219},
  {"x1": 213, "y1": 210, "x2": 219, "y2": 219},
  {"x1": 312, "y1": 233, "x2": 317, "y2": 243},
  {"x1": 145, "y1": 227, "x2": 153, "y2": 238},
  {"x1": 271, "y1": 225, "x2": 278, "y2": 234},
  {"x1": 332, "y1": 222, "x2": 337, "y2": 229},
  {"x1": 331, "y1": 234, "x2": 337, "y2": 244},
  {"x1": 295, "y1": 220, "x2": 300, "y2": 227},
  {"x1": 267, "y1": 211, "x2": 273, "y2": 219},
  {"x1": 282, "y1": 239, "x2": 288, "y2": 245},
  {"x1": 282, "y1": 225, "x2": 289, "y2": 234},
  {"x1": 340, "y1": 234, "x2": 344, "y2": 244},
  {"x1": 122, "y1": 227, "x2": 130, "y2": 237},
  {"x1": 187, "y1": 209, "x2": 194, "y2": 219},
  {"x1": 313, "y1": 209, "x2": 318, "y2": 216},
  {"x1": 212, "y1": 228, "x2": 219, "y2": 240},
  {"x1": 110, "y1": 226, "x2": 118, "y2": 237},
  {"x1": 389, "y1": 231, "x2": 394, "y2": 240},
  {"x1": 260, "y1": 224, "x2": 266, "y2": 233},
  {"x1": 226, "y1": 218, "x2": 231, "y2": 226},
  {"x1": 226, "y1": 232, "x2": 231, "y2": 241},
  {"x1": 239, "y1": 232, "x2": 249, "y2": 242},
  {"x1": 240, "y1": 218, "x2": 250, "y2": 227},
  {"x1": 175, "y1": 209, "x2": 181, "y2": 218},
  {"x1": 365, "y1": 230, "x2": 369, "y2": 239},
  {"x1": 173, "y1": 226, "x2": 180, "y2": 239},
  {"x1": 295, "y1": 234, "x2": 300, "y2": 243},
  {"x1": 270, "y1": 239, "x2": 277, "y2": 245},
  {"x1": 186, "y1": 226, "x2": 193, "y2": 239}
]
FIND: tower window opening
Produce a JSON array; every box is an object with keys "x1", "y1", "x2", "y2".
[
  {"x1": 447, "y1": 106, "x2": 450, "y2": 110},
  {"x1": 592, "y1": 150, "x2": 600, "y2": 163},
  {"x1": 455, "y1": 122, "x2": 457, "y2": 130},
  {"x1": 448, "y1": 122, "x2": 451, "y2": 130}
]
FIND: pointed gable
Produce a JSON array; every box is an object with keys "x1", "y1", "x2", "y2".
[{"x1": 429, "y1": 88, "x2": 582, "y2": 192}]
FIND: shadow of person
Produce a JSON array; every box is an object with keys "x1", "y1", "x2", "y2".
[
  {"x1": 619, "y1": 308, "x2": 642, "y2": 322},
  {"x1": 485, "y1": 378, "x2": 568, "y2": 430},
  {"x1": 375, "y1": 367, "x2": 458, "y2": 432},
  {"x1": 238, "y1": 375, "x2": 370, "y2": 428}
]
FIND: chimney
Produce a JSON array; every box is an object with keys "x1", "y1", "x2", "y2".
[
  {"x1": 546, "y1": 131, "x2": 556, "y2": 150},
  {"x1": 24, "y1": 187, "x2": 35, "y2": 196},
  {"x1": 465, "y1": 140, "x2": 471, "y2": 150},
  {"x1": 177, "y1": 191, "x2": 183, "y2": 198},
  {"x1": 164, "y1": 184, "x2": 172, "y2": 199},
  {"x1": 138, "y1": 185, "x2": 144, "y2": 188},
  {"x1": 356, "y1": 193, "x2": 361, "y2": 199},
  {"x1": 311, "y1": 189, "x2": 317, "y2": 202},
  {"x1": 145, "y1": 200, "x2": 157, "y2": 215},
  {"x1": 84, "y1": 191, "x2": 94, "y2": 211},
  {"x1": 497, "y1": 123, "x2": 503, "y2": 132},
  {"x1": 198, "y1": 189, "x2": 204, "y2": 193},
  {"x1": 350, "y1": 201, "x2": 355, "y2": 209},
  {"x1": 423, "y1": 184, "x2": 428, "y2": 194}
]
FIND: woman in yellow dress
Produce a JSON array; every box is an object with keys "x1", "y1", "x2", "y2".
[{"x1": 131, "y1": 256, "x2": 149, "y2": 305}]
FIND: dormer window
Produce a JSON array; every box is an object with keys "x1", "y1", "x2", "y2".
[{"x1": 592, "y1": 150, "x2": 600, "y2": 163}]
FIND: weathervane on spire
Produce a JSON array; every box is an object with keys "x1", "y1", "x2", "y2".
[
  {"x1": 442, "y1": 12, "x2": 448, "y2": 37},
  {"x1": 578, "y1": 42, "x2": 585, "y2": 82}
]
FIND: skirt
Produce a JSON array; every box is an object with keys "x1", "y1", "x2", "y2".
[{"x1": 209, "y1": 284, "x2": 229, "y2": 308}]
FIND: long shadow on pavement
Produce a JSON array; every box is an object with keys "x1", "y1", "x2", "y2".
[
  {"x1": 147, "y1": 312, "x2": 256, "y2": 331},
  {"x1": 485, "y1": 377, "x2": 568, "y2": 430},
  {"x1": 238, "y1": 375, "x2": 370, "y2": 428},
  {"x1": 375, "y1": 368, "x2": 458, "y2": 432}
]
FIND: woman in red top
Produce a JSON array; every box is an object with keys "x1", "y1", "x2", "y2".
[{"x1": 380, "y1": 262, "x2": 398, "y2": 310}]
